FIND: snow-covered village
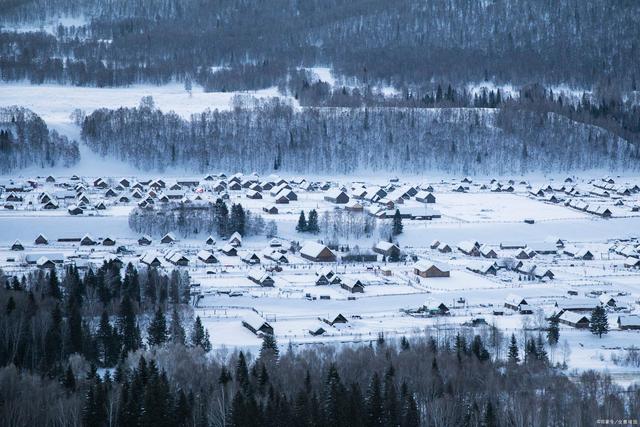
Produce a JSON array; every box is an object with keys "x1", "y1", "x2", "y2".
[
  {"x1": 1, "y1": 1, "x2": 640, "y2": 426},
  {"x1": 2, "y1": 172, "x2": 640, "y2": 374}
]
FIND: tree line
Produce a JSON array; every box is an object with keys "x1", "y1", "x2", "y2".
[
  {"x1": 0, "y1": 106, "x2": 79, "y2": 173},
  {"x1": 1, "y1": 0, "x2": 638, "y2": 93},
  {"x1": 128, "y1": 199, "x2": 266, "y2": 238},
  {"x1": 81, "y1": 99, "x2": 639, "y2": 175}
]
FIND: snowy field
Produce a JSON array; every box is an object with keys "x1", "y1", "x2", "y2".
[{"x1": 1, "y1": 172, "x2": 640, "y2": 384}]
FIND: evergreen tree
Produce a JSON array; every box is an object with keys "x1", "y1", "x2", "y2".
[
  {"x1": 507, "y1": 334, "x2": 520, "y2": 364},
  {"x1": 169, "y1": 306, "x2": 186, "y2": 345},
  {"x1": 366, "y1": 372, "x2": 384, "y2": 427},
  {"x1": 96, "y1": 310, "x2": 115, "y2": 366},
  {"x1": 400, "y1": 336, "x2": 410, "y2": 351},
  {"x1": 392, "y1": 209, "x2": 403, "y2": 236},
  {"x1": 44, "y1": 304, "x2": 63, "y2": 371},
  {"x1": 67, "y1": 296, "x2": 83, "y2": 355},
  {"x1": 296, "y1": 211, "x2": 307, "y2": 232},
  {"x1": 49, "y1": 268, "x2": 62, "y2": 300},
  {"x1": 324, "y1": 365, "x2": 345, "y2": 426},
  {"x1": 590, "y1": 305, "x2": 609, "y2": 338},
  {"x1": 118, "y1": 295, "x2": 142, "y2": 355},
  {"x1": 191, "y1": 316, "x2": 211, "y2": 352},
  {"x1": 147, "y1": 306, "x2": 168, "y2": 347},
  {"x1": 471, "y1": 335, "x2": 490, "y2": 361},
  {"x1": 307, "y1": 209, "x2": 319, "y2": 234},
  {"x1": 547, "y1": 316, "x2": 560, "y2": 346},
  {"x1": 259, "y1": 334, "x2": 279, "y2": 362}
]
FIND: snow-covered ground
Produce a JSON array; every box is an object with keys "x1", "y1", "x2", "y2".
[{"x1": 1, "y1": 172, "x2": 640, "y2": 383}]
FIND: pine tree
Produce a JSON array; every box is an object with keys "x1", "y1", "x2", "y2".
[
  {"x1": 191, "y1": 316, "x2": 211, "y2": 352},
  {"x1": 67, "y1": 296, "x2": 83, "y2": 355},
  {"x1": 96, "y1": 310, "x2": 114, "y2": 366},
  {"x1": 169, "y1": 306, "x2": 186, "y2": 345},
  {"x1": 49, "y1": 268, "x2": 62, "y2": 300},
  {"x1": 392, "y1": 209, "x2": 403, "y2": 236},
  {"x1": 147, "y1": 306, "x2": 168, "y2": 347},
  {"x1": 590, "y1": 305, "x2": 609, "y2": 338},
  {"x1": 44, "y1": 303, "x2": 63, "y2": 371},
  {"x1": 118, "y1": 295, "x2": 142, "y2": 355},
  {"x1": 547, "y1": 316, "x2": 560, "y2": 346},
  {"x1": 259, "y1": 334, "x2": 279, "y2": 362},
  {"x1": 400, "y1": 336, "x2": 410, "y2": 351},
  {"x1": 471, "y1": 335, "x2": 490, "y2": 361},
  {"x1": 307, "y1": 209, "x2": 319, "y2": 234},
  {"x1": 366, "y1": 372, "x2": 384, "y2": 427},
  {"x1": 507, "y1": 334, "x2": 520, "y2": 364},
  {"x1": 536, "y1": 335, "x2": 548, "y2": 363},
  {"x1": 296, "y1": 211, "x2": 307, "y2": 232},
  {"x1": 324, "y1": 365, "x2": 344, "y2": 426}
]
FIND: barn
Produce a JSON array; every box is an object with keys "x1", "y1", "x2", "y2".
[
  {"x1": 300, "y1": 242, "x2": 336, "y2": 262},
  {"x1": 197, "y1": 250, "x2": 218, "y2": 264},
  {"x1": 324, "y1": 189, "x2": 350, "y2": 204},
  {"x1": 413, "y1": 261, "x2": 450, "y2": 278},
  {"x1": 242, "y1": 312, "x2": 274, "y2": 335},
  {"x1": 557, "y1": 311, "x2": 590, "y2": 329}
]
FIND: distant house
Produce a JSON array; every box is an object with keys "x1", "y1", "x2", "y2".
[
  {"x1": 413, "y1": 261, "x2": 450, "y2": 278},
  {"x1": 165, "y1": 251, "x2": 189, "y2": 266},
  {"x1": 263, "y1": 205, "x2": 279, "y2": 214},
  {"x1": 300, "y1": 242, "x2": 336, "y2": 262},
  {"x1": 68, "y1": 205, "x2": 84, "y2": 215},
  {"x1": 415, "y1": 191, "x2": 436, "y2": 203},
  {"x1": 242, "y1": 312, "x2": 274, "y2": 335},
  {"x1": 438, "y1": 243, "x2": 452, "y2": 253},
  {"x1": 423, "y1": 300, "x2": 450, "y2": 316},
  {"x1": 500, "y1": 242, "x2": 527, "y2": 250},
  {"x1": 228, "y1": 232, "x2": 242, "y2": 247},
  {"x1": 557, "y1": 311, "x2": 590, "y2": 329},
  {"x1": 467, "y1": 262, "x2": 498, "y2": 276},
  {"x1": 430, "y1": 240, "x2": 440, "y2": 250},
  {"x1": 340, "y1": 279, "x2": 365, "y2": 293},
  {"x1": 138, "y1": 235, "x2": 152, "y2": 246},
  {"x1": 373, "y1": 241, "x2": 400, "y2": 258},
  {"x1": 324, "y1": 189, "x2": 350, "y2": 204},
  {"x1": 140, "y1": 252, "x2": 162, "y2": 267},
  {"x1": 599, "y1": 294, "x2": 616, "y2": 307},
  {"x1": 309, "y1": 324, "x2": 327, "y2": 336},
  {"x1": 515, "y1": 249, "x2": 532, "y2": 260},
  {"x1": 248, "y1": 270, "x2": 275, "y2": 287},
  {"x1": 161, "y1": 233, "x2": 177, "y2": 244},
  {"x1": 246, "y1": 190, "x2": 262, "y2": 199},
  {"x1": 36, "y1": 257, "x2": 56, "y2": 269},
  {"x1": 35, "y1": 234, "x2": 49, "y2": 245},
  {"x1": 458, "y1": 241, "x2": 480, "y2": 257},
  {"x1": 321, "y1": 313, "x2": 348, "y2": 326},
  {"x1": 241, "y1": 252, "x2": 261, "y2": 265},
  {"x1": 479, "y1": 245, "x2": 498, "y2": 258},
  {"x1": 617, "y1": 315, "x2": 640, "y2": 330},
  {"x1": 205, "y1": 236, "x2": 216, "y2": 245},
  {"x1": 221, "y1": 244, "x2": 238, "y2": 256},
  {"x1": 624, "y1": 257, "x2": 640, "y2": 268},
  {"x1": 11, "y1": 240, "x2": 24, "y2": 251},
  {"x1": 102, "y1": 237, "x2": 116, "y2": 246},
  {"x1": 197, "y1": 250, "x2": 218, "y2": 264},
  {"x1": 505, "y1": 294, "x2": 529, "y2": 311},
  {"x1": 516, "y1": 262, "x2": 554, "y2": 280},
  {"x1": 80, "y1": 234, "x2": 98, "y2": 246}
]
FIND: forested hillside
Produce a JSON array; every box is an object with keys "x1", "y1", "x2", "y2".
[
  {"x1": 81, "y1": 101, "x2": 638, "y2": 174},
  {"x1": 1, "y1": 268, "x2": 638, "y2": 426},
  {"x1": 0, "y1": 107, "x2": 79, "y2": 173},
  {"x1": 0, "y1": 0, "x2": 638, "y2": 91}
]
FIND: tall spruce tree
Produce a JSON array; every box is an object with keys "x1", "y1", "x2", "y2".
[
  {"x1": 307, "y1": 209, "x2": 319, "y2": 233},
  {"x1": 118, "y1": 295, "x2": 142, "y2": 354},
  {"x1": 547, "y1": 316, "x2": 560, "y2": 346},
  {"x1": 49, "y1": 268, "x2": 62, "y2": 300},
  {"x1": 147, "y1": 306, "x2": 168, "y2": 347},
  {"x1": 507, "y1": 334, "x2": 520, "y2": 364},
  {"x1": 296, "y1": 211, "x2": 307, "y2": 232},
  {"x1": 590, "y1": 305, "x2": 609, "y2": 338},
  {"x1": 169, "y1": 306, "x2": 186, "y2": 345},
  {"x1": 191, "y1": 316, "x2": 211, "y2": 352},
  {"x1": 392, "y1": 209, "x2": 403, "y2": 236}
]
